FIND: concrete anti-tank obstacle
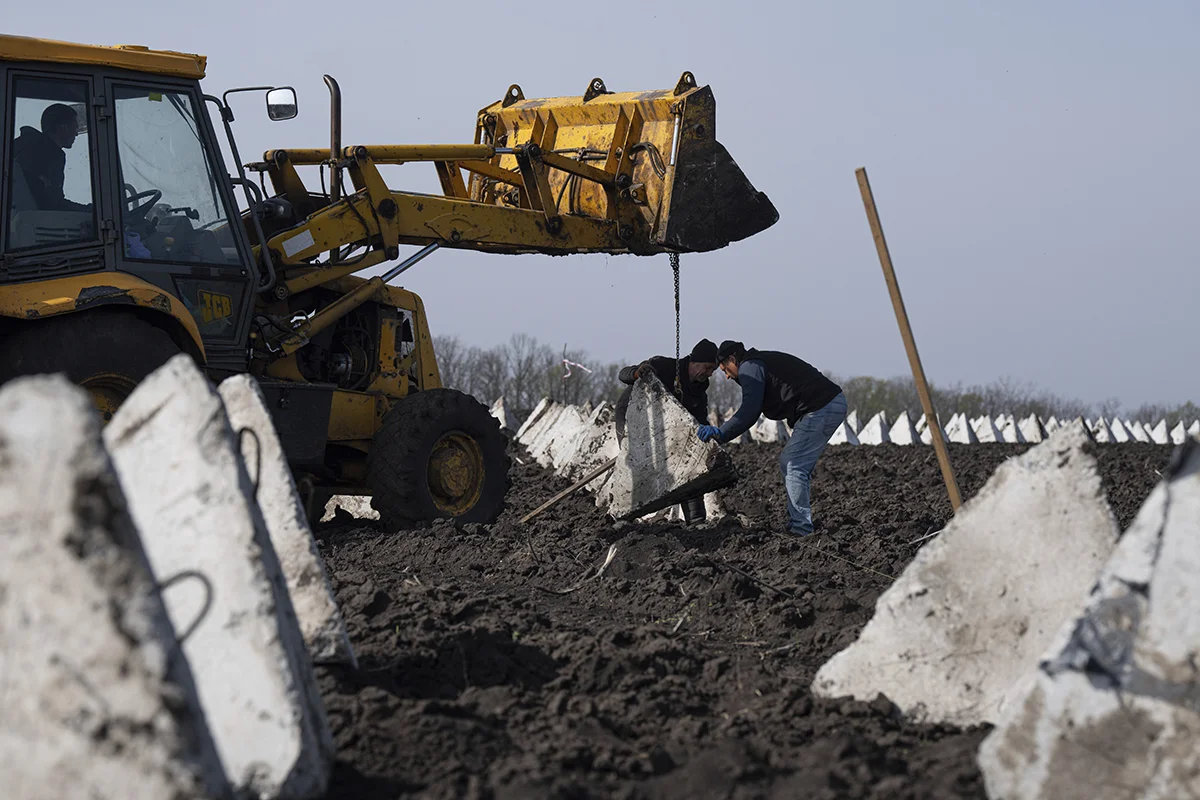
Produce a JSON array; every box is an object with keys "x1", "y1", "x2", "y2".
[
  {"x1": 998, "y1": 414, "x2": 1026, "y2": 444},
  {"x1": 488, "y1": 396, "x2": 510, "y2": 432},
  {"x1": 530, "y1": 404, "x2": 589, "y2": 470},
  {"x1": 104, "y1": 356, "x2": 333, "y2": 799},
  {"x1": 978, "y1": 438, "x2": 1200, "y2": 800},
  {"x1": 1108, "y1": 417, "x2": 1132, "y2": 443},
  {"x1": 0, "y1": 376, "x2": 229, "y2": 800},
  {"x1": 1189, "y1": 420, "x2": 1200, "y2": 438},
  {"x1": 1128, "y1": 419, "x2": 1151, "y2": 443},
  {"x1": 601, "y1": 373, "x2": 737, "y2": 520},
  {"x1": 749, "y1": 416, "x2": 787, "y2": 444},
  {"x1": 812, "y1": 422, "x2": 1119, "y2": 726},
  {"x1": 888, "y1": 411, "x2": 920, "y2": 445},
  {"x1": 945, "y1": 413, "x2": 979, "y2": 444},
  {"x1": 1090, "y1": 417, "x2": 1116, "y2": 443},
  {"x1": 1170, "y1": 420, "x2": 1188, "y2": 445},
  {"x1": 846, "y1": 409, "x2": 860, "y2": 434},
  {"x1": 857, "y1": 411, "x2": 890, "y2": 445},
  {"x1": 1149, "y1": 419, "x2": 1170, "y2": 444},
  {"x1": 321, "y1": 494, "x2": 380, "y2": 522},
  {"x1": 219, "y1": 376, "x2": 357, "y2": 669},
  {"x1": 828, "y1": 420, "x2": 860, "y2": 446},
  {"x1": 1018, "y1": 414, "x2": 1046, "y2": 443},
  {"x1": 515, "y1": 397, "x2": 557, "y2": 445},
  {"x1": 557, "y1": 402, "x2": 619, "y2": 489},
  {"x1": 1044, "y1": 416, "x2": 1060, "y2": 434},
  {"x1": 972, "y1": 415, "x2": 1004, "y2": 443}
]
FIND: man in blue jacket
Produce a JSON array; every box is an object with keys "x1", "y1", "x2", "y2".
[{"x1": 697, "y1": 341, "x2": 847, "y2": 536}]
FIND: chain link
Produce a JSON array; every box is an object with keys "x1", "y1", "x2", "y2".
[{"x1": 670, "y1": 251, "x2": 681, "y2": 394}]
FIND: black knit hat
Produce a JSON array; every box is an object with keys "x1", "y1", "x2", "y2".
[
  {"x1": 717, "y1": 340, "x2": 745, "y2": 363},
  {"x1": 689, "y1": 338, "x2": 718, "y2": 364}
]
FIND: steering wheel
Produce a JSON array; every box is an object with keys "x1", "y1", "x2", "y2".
[{"x1": 123, "y1": 183, "x2": 162, "y2": 222}]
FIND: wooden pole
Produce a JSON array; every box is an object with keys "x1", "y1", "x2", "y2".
[
  {"x1": 855, "y1": 167, "x2": 963, "y2": 511},
  {"x1": 520, "y1": 458, "x2": 617, "y2": 524}
]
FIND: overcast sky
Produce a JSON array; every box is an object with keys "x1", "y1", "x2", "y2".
[{"x1": 9, "y1": 1, "x2": 1197, "y2": 408}]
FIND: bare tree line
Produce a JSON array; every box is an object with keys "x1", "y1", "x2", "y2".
[{"x1": 435, "y1": 333, "x2": 1198, "y2": 429}]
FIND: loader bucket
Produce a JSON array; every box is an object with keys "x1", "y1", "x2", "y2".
[{"x1": 474, "y1": 74, "x2": 778, "y2": 254}]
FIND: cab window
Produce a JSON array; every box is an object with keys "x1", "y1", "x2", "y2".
[
  {"x1": 113, "y1": 86, "x2": 240, "y2": 266},
  {"x1": 5, "y1": 76, "x2": 96, "y2": 251}
]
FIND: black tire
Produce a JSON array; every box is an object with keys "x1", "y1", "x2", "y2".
[
  {"x1": 0, "y1": 308, "x2": 182, "y2": 421},
  {"x1": 366, "y1": 388, "x2": 511, "y2": 528}
]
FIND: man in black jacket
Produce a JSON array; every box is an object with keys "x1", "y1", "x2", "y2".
[
  {"x1": 614, "y1": 338, "x2": 719, "y2": 442},
  {"x1": 696, "y1": 340, "x2": 847, "y2": 536},
  {"x1": 11, "y1": 104, "x2": 90, "y2": 212}
]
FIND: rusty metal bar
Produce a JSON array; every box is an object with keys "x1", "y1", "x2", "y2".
[{"x1": 856, "y1": 166, "x2": 962, "y2": 511}]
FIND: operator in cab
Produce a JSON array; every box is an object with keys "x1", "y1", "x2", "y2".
[
  {"x1": 615, "y1": 338, "x2": 719, "y2": 442},
  {"x1": 696, "y1": 341, "x2": 847, "y2": 537},
  {"x1": 11, "y1": 104, "x2": 89, "y2": 212}
]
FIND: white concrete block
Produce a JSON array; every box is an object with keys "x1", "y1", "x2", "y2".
[
  {"x1": 1127, "y1": 419, "x2": 1151, "y2": 443},
  {"x1": 1018, "y1": 414, "x2": 1046, "y2": 443},
  {"x1": 972, "y1": 415, "x2": 1004, "y2": 443},
  {"x1": 320, "y1": 494, "x2": 380, "y2": 522},
  {"x1": 488, "y1": 396, "x2": 510, "y2": 431},
  {"x1": 104, "y1": 356, "x2": 333, "y2": 799},
  {"x1": 558, "y1": 402, "x2": 619, "y2": 487},
  {"x1": 1171, "y1": 420, "x2": 1188, "y2": 445},
  {"x1": 888, "y1": 411, "x2": 920, "y2": 445},
  {"x1": 1091, "y1": 417, "x2": 1115, "y2": 443},
  {"x1": 812, "y1": 422, "x2": 1118, "y2": 726},
  {"x1": 1149, "y1": 419, "x2": 1170, "y2": 444},
  {"x1": 1044, "y1": 416, "x2": 1060, "y2": 434},
  {"x1": 530, "y1": 405, "x2": 588, "y2": 470},
  {"x1": 846, "y1": 409, "x2": 859, "y2": 434},
  {"x1": 915, "y1": 412, "x2": 928, "y2": 433},
  {"x1": 978, "y1": 439, "x2": 1200, "y2": 800},
  {"x1": 828, "y1": 421, "x2": 860, "y2": 446},
  {"x1": 515, "y1": 397, "x2": 555, "y2": 443},
  {"x1": 518, "y1": 401, "x2": 565, "y2": 452},
  {"x1": 858, "y1": 411, "x2": 890, "y2": 445},
  {"x1": 999, "y1": 414, "x2": 1026, "y2": 444},
  {"x1": 945, "y1": 413, "x2": 979, "y2": 444},
  {"x1": 601, "y1": 374, "x2": 737, "y2": 519},
  {"x1": 1189, "y1": 420, "x2": 1200, "y2": 438},
  {"x1": 749, "y1": 416, "x2": 786, "y2": 444},
  {"x1": 220, "y1": 376, "x2": 357, "y2": 669},
  {"x1": 1108, "y1": 417, "x2": 1132, "y2": 443},
  {"x1": 0, "y1": 376, "x2": 227, "y2": 800}
]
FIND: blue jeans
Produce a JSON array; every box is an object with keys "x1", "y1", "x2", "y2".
[{"x1": 780, "y1": 393, "x2": 847, "y2": 534}]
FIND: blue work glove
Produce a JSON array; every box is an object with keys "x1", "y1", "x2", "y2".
[{"x1": 697, "y1": 425, "x2": 722, "y2": 443}]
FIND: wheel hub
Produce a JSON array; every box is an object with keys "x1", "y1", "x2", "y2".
[
  {"x1": 427, "y1": 431, "x2": 485, "y2": 515},
  {"x1": 81, "y1": 372, "x2": 139, "y2": 423}
]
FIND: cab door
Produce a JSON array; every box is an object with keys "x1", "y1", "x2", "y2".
[{"x1": 101, "y1": 75, "x2": 256, "y2": 372}]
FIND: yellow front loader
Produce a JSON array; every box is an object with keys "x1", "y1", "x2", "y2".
[{"x1": 0, "y1": 34, "x2": 777, "y2": 528}]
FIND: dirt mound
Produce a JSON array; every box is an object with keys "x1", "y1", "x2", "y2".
[{"x1": 315, "y1": 441, "x2": 1170, "y2": 799}]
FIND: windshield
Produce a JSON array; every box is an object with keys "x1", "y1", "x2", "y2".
[{"x1": 113, "y1": 86, "x2": 240, "y2": 266}]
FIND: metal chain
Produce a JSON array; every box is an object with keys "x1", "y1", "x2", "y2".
[{"x1": 670, "y1": 251, "x2": 681, "y2": 394}]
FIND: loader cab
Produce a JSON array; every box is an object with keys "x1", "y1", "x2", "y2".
[{"x1": 0, "y1": 42, "x2": 260, "y2": 373}]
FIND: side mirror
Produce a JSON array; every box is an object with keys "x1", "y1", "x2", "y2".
[{"x1": 266, "y1": 87, "x2": 298, "y2": 121}]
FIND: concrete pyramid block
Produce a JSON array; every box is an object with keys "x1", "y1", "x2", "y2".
[
  {"x1": 972, "y1": 415, "x2": 1004, "y2": 443},
  {"x1": 979, "y1": 439, "x2": 1200, "y2": 800},
  {"x1": 1171, "y1": 420, "x2": 1188, "y2": 445},
  {"x1": 1189, "y1": 420, "x2": 1200, "y2": 438},
  {"x1": 858, "y1": 411, "x2": 891, "y2": 445},
  {"x1": 1108, "y1": 416, "x2": 1132, "y2": 443},
  {"x1": 1149, "y1": 419, "x2": 1170, "y2": 444},
  {"x1": 515, "y1": 397, "x2": 556, "y2": 444},
  {"x1": 521, "y1": 403, "x2": 569, "y2": 459},
  {"x1": 0, "y1": 376, "x2": 227, "y2": 800},
  {"x1": 220, "y1": 376, "x2": 357, "y2": 669},
  {"x1": 601, "y1": 373, "x2": 737, "y2": 520},
  {"x1": 812, "y1": 422, "x2": 1118, "y2": 726},
  {"x1": 846, "y1": 409, "x2": 860, "y2": 433},
  {"x1": 321, "y1": 494, "x2": 380, "y2": 522},
  {"x1": 945, "y1": 413, "x2": 979, "y2": 444},
  {"x1": 1044, "y1": 416, "x2": 1060, "y2": 434},
  {"x1": 104, "y1": 356, "x2": 333, "y2": 799},
  {"x1": 750, "y1": 416, "x2": 787, "y2": 444},
  {"x1": 558, "y1": 402, "x2": 619, "y2": 487},
  {"x1": 888, "y1": 411, "x2": 920, "y2": 445},
  {"x1": 1090, "y1": 416, "x2": 1116, "y2": 443},
  {"x1": 1126, "y1": 419, "x2": 1151, "y2": 443},
  {"x1": 915, "y1": 413, "x2": 928, "y2": 433},
  {"x1": 1018, "y1": 414, "x2": 1046, "y2": 443},
  {"x1": 828, "y1": 420, "x2": 860, "y2": 446},
  {"x1": 532, "y1": 404, "x2": 588, "y2": 470},
  {"x1": 488, "y1": 396, "x2": 510, "y2": 431},
  {"x1": 998, "y1": 415, "x2": 1026, "y2": 443}
]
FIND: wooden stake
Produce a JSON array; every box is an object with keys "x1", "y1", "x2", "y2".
[
  {"x1": 520, "y1": 458, "x2": 617, "y2": 524},
  {"x1": 856, "y1": 167, "x2": 962, "y2": 511}
]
